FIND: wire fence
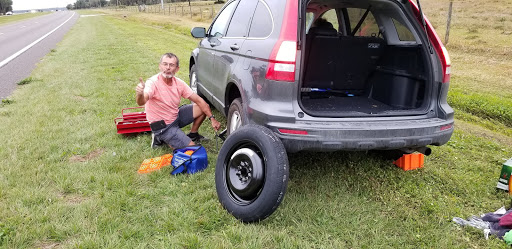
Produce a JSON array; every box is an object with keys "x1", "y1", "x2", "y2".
[{"x1": 107, "y1": 3, "x2": 221, "y2": 22}]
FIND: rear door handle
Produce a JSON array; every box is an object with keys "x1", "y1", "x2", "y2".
[{"x1": 230, "y1": 44, "x2": 240, "y2": 51}]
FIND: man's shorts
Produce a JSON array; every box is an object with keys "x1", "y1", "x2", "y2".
[{"x1": 151, "y1": 104, "x2": 194, "y2": 149}]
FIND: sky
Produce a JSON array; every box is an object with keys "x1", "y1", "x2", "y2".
[{"x1": 12, "y1": 0, "x2": 76, "y2": 10}]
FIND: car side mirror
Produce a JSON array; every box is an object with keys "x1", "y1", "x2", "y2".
[{"x1": 191, "y1": 27, "x2": 206, "y2": 38}]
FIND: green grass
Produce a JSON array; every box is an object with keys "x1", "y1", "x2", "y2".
[
  {"x1": 0, "y1": 12, "x2": 51, "y2": 26},
  {"x1": 0, "y1": 2, "x2": 511, "y2": 248},
  {"x1": 423, "y1": 0, "x2": 512, "y2": 132},
  {"x1": 16, "y1": 77, "x2": 37, "y2": 86},
  {"x1": 449, "y1": 88, "x2": 512, "y2": 128}
]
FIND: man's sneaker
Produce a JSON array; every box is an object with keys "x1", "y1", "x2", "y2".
[
  {"x1": 187, "y1": 132, "x2": 209, "y2": 143},
  {"x1": 151, "y1": 133, "x2": 163, "y2": 148}
]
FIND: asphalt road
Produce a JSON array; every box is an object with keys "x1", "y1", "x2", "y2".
[{"x1": 0, "y1": 11, "x2": 79, "y2": 99}]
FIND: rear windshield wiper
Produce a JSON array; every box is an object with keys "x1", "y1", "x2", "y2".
[{"x1": 416, "y1": 0, "x2": 434, "y2": 54}]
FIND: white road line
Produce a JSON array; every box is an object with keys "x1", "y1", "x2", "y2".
[{"x1": 0, "y1": 12, "x2": 76, "y2": 69}]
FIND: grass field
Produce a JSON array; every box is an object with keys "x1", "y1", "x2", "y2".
[
  {"x1": 0, "y1": 12, "x2": 51, "y2": 26},
  {"x1": 0, "y1": 1, "x2": 511, "y2": 248}
]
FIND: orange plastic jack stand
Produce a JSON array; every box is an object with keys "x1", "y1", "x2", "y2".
[{"x1": 393, "y1": 153, "x2": 425, "y2": 171}]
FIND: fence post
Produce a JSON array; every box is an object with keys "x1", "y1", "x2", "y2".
[
  {"x1": 182, "y1": 6, "x2": 184, "y2": 16},
  {"x1": 211, "y1": 6, "x2": 214, "y2": 19},
  {"x1": 445, "y1": 0, "x2": 453, "y2": 45},
  {"x1": 190, "y1": 5, "x2": 192, "y2": 19}
]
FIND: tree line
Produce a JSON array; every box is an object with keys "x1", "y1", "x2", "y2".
[{"x1": 0, "y1": 0, "x2": 13, "y2": 14}]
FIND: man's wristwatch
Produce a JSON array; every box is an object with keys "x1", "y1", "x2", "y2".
[{"x1": 208, "y1": 115, "x2": 215, "y2": 121}]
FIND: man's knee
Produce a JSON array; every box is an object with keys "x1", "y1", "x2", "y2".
[{"x1": 192, "y1": 104, "x2": 206, "y2": 119}]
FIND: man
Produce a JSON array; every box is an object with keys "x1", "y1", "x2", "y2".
[{"x1": 136, "y1": 53, "x2": 221, "y2": 149}]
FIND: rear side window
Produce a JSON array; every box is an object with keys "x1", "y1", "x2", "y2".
[
  {"x1": 226, "y1": 0, "x2": 255, "y2": 37},
  {"x1": 305, "y1": 12, "x2": 315, "y2": 32},
  {"x1": 321, "y1": 9, "x2": 339, "y2": 32},
  {"x1": 248, "y1": 0, "x2": 273, "y2": 38},
  {"x1": 347, "y1": 8, "x2": 381, "y2": 37},
  {"x1": 392, "y1": 18, "x2": 415, "y2": 41},
  {"x1": 210, "y1": 1, "x2": 238, "y2": 38}
]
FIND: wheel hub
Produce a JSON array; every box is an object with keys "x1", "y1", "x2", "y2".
[
  {"x1": 227, "y1": 148, "x2": 264, "y2": 200},
  {"x1": 229, "y1": 111, "x2": 241, "y2": 134},
  {"x1": 190, "y1": 72, "x2": 197, "y2": 93},
  {"x1": 235, "y1": 161, "x2": 252, "y2": 183}
]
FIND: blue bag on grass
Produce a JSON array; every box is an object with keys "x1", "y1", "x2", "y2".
[{"x1": 170, "y1": 146, "x2": 208, "y2": 175}]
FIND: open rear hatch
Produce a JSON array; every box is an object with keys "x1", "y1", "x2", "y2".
[{"x1": 299, "y1": 0, "x2": 434, "y2": 117}]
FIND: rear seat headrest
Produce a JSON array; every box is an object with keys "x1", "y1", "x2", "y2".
[{"x1": 308, "y1": 26, "x2": 338, "y2": 36}]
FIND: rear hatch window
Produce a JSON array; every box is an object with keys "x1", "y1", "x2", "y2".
[{"x1": 300, "y1": 0, "x2": 433, "y2": 118}]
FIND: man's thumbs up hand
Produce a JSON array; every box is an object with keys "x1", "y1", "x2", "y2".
[{"x1": 136, "y1": 77, "x2": 145, "y2": 95}]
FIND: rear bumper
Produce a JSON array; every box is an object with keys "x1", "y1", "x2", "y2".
[{"x1": 266, "y1": 118, "x2": 454, "y2": 153}]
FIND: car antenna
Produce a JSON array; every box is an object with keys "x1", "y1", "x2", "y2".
[{"x1": 416, "y1": 0, "x2": 434, "y2": 54}]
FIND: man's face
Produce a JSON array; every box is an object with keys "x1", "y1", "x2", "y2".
[{"x1": 159, "y1": 56, "x2": 179, "y2": 79}]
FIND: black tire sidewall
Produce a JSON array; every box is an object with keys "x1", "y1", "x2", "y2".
[{"x1": 215, "y1": 124, "x2": 289, "y2": 223}]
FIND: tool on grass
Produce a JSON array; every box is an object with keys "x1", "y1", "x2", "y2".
[
  {"x1": 301, "y1": 87, "x2": 355, "y2": 97},
  {"x1": 214, "y1": 128, "x2": 227, "y2": 151}
]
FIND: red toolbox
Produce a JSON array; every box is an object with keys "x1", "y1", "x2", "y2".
[{"x1": 114, "y1": 107, "x2": 151, "y2": 135}]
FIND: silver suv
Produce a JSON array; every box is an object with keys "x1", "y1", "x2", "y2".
[{"x1": 190, "y1": 0, "x2": 453, "y2": 222}]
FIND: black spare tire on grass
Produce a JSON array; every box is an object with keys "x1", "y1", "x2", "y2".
[{"x1": 215, "y1": 124, "x2": 289, "y2": 223}]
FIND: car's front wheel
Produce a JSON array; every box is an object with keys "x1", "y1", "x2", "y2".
[{"x1": 215, "y1": 125, "x2": 289, "y2": 223}]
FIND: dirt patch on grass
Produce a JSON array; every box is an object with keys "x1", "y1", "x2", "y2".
[
  {"x1": 73, "y1": 95, "x2": 87, "y2": 101},
  {"x1": 33, "y1": 241, "x2": 61, "y2": 249},
  {"x1": 69, "y1": 148, "x2": 105, "y2": 163},
  {"x1": 456, "y1": 120, "x2": 512, "y2": 148},
  {"x1": 57, "y1": 193, "x2": 89, "y2": 205}
]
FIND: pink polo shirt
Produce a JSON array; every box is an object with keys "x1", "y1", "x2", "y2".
[{"x1": 144, "y1": 73, "x2": 194, "y2": 125}]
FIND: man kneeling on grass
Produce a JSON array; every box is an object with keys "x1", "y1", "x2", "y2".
[{"x1": 136, "y1": 52, "x2": 221, "y2": 149}]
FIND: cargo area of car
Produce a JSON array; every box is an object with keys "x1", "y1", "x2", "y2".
[{"x1": 299, "y1": 0, "x2": 431, "y2": 117}]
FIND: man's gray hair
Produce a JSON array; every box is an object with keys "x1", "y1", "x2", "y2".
[{"x1": 160, "y1": 53, "x2": 180, "y2": 67}]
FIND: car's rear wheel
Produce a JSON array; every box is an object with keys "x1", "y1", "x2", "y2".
[
  {"x1": 215, "y1": 125, "x2": 289, "y2": 223},
  {"x1": 227, "y1": 98, "x2": 243, "y2": 135}
]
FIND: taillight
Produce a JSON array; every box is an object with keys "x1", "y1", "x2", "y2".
[
  {"x1": 265, "y1": 0, "x2": 298, "y2": 82},
  {"x1": 440, "y1": 124, "x2": 453, "y2": 131},
  {"x1": 278, "y1": 129, "x2": 308, "y2": 135},
  {"x1": 409, "y1": 1, "x2": 451, "y2": 83},
  {"x1": 441, "y1": 46, "x2": 451, "y2": 83}
]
